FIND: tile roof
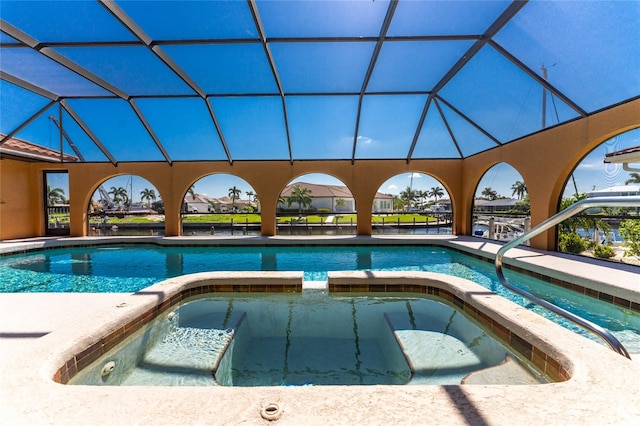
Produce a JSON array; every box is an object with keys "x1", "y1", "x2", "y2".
[
  {"x1": 604, "y1": 145, "x2": 640, "y2": 164},
  {"x1": 605, "y1": 146, "x2": 640, "y2": 158},
  {"x1": 282, "y1": 182, "x2": 392, "y2": 199},
  {"x1": 0, "y1": 135, "x2": 78, "y2": 162}
]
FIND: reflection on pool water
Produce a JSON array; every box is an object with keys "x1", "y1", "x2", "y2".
[
  {"x1": 69, "y1": 292, "x2": 544, "y2": 387},
  {"x1": 1, "y1": 244, "x2": 639, "y2": 352}
]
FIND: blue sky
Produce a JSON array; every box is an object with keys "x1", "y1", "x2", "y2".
[
  {"x1": 80, "y1": 172, "x2": 453, "y2": 204},
  {"x1": 13, "y1": 1, "x2": 634, "y2": 204},
  {"x1": 562, "y1": 128, "x2": 640, "y2": 197},
  {"x1": 4, "y1": 1, "x2": 638, "y2": 163}
]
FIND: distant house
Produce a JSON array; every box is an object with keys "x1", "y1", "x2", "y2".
[
  {"x1": 183, "y1": 194, "x2": 213, "y2": 213},
  {"x1": 473, "y1": 198, "x2": 521, "y2": 213},
  {"x1": 184, "y1": 194, "x2": 253, "y2": 213},
  {"x1": 280, "y1": 182, "x2": 394, "y2": 213},
  {"x1": 587, "y1": 185, "x2": 640, "y2": 198},
  {"x1": 373, "y1": 192, "x2": 394, "y2": 213},
  {"x1": 211, "y1": 196, "x2": 253, "y2": 212}
]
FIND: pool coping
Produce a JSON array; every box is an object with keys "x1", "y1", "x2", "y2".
[{"x1": 1, "y1": 270, "x2": 639, "y2": 425}]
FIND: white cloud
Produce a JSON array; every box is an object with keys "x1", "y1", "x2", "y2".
[
  {"x1": 357, "y1": 135, "x2": 372, "y2": 144},
  {"x1": 387, "y1": 184, "x2": 398, "y2": 190},
  {"x1": 408, "y1": 173, "x2": 422, "y2": 179}
]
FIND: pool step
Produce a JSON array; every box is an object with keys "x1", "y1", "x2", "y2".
[
  {"x1": 303, "y1": 280, "x2": 328, "y2": 290},
  {"x1": 391, "y1": 328, "x2": 488, "y2": 385},
  {"x1": 461, "y1": 355, "x2": 541, "y2": 385}
]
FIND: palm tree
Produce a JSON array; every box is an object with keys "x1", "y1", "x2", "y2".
[
  {"x1": 335, "y1": 198, "x2": 346, "y2": 211},
  {"x1": 47, "y1": 184, "x2": 66, "y2": 205},
  {"x1": 246, "y1": 190, "x2": 255, "y2": 203},
  {"x1": 559, "y1": 193, "x2": 610, "y2": 244},
  {"x1": 228, "y1": 186, "x2": 242, "y2": 210},
  {"x1": 416, "y1": 190, "x2": 428, "y2": 210},
  {"x1": 109, "y1": 186, "x2": 129, "y2": 206},
  {"x1": 625, "y1": 172, "x2": 640, "y2": 185},
  {"x1": 481, "y1": 187, "x2": 498, "y2": 201},
  {"x1": 428, "y1": 186, "x2": 444, "y2": 203},
  {"x1": 187, "y1": 185, "x2": 196, "y2": 199},
  {"x1": 393, "y1": 195, "x2": 405, "y2": 213},
  {"x1": 287, "y1": 184, "x2": 313, "y2": 215},
  {"x1": 399, "y1": 186, "x2": 417, "y2": 210},
  {"x1": 140, "y1": 188, "x2": 156, "y2": 207},
  {"x1": 510, "y1": 181, "x2": 527, "y2": 200}
]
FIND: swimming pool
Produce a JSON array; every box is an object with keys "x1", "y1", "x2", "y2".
[
  {"x1": 1, "y1": 244, "x2": 639, "y2": 352},
  {"x1": 1, "y1": 244, "x2": 474, "y2": 291}
]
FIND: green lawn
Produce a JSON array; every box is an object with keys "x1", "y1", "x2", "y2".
[
  {"x1": 371, "y1": 214, "x2": 436, "y2": 223},
  {"x1": 96, "y1": 217, "x2": 157, "y2": 224},
  {"x1": 85, "y1": 213, "x2": 440, "y2": 225},
  {"x1": 183, "y1": 214, "x2": 261, "y2": 223}
]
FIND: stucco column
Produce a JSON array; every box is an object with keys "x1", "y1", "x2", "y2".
[
  {"x1": 68, "y1": 170, "x2": 88, "y2": 237},
  {"x1": 161, "y1": 187, "x2": 181, "y2": 237},
  {"x1": 454, "y1": 197, "x2": 471, "y2": 237},
  {"x1": 244, "y1": 171, "x2": 286, "y2": 237},
  {"x1": 355, "y1": 192, "x2": 373, "y2": 236},
  {"x1": 357, "y1": 214, "x2": 372, "y2": 236},
  {"x1": 527, "y1": 190, "x2": 557, "y2": 250},
  {"x1": 260, "y1": 199, "x2": 276, "y2": 236},
  {"x1": 69, "y1": 203, "x2": 87, "y2": 237}
]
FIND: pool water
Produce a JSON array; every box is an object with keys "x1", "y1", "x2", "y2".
[
  {"x1": 1, "y1": 245, "x2": 493, "y2": 292},
  {"x1": 69, "y1": 293, "x2": 541, "y2": 386},
  {"x1": 1, "y1": 244, "x2": 639, "y2": 352}
]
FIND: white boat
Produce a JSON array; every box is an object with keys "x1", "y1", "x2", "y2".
[
  {"x1": 485, "y1": 222, "x2": 524, "y2": 241},
  {"x1": 429, "y1": 203, "x2": 448, "y2": 213},
  {"x1": 474, "y1": 220, "x2": 524, "y2": 242}
]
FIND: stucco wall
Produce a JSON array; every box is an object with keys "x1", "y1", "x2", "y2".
[
  {"x1": 2, "y1": 98, "x2": 638, "y2": 248},
  {"x1": 50, "y1": 158, "x2": 462, "y2": 237},
  {"x1": 0, "y1": 158, "x2": 42, "y2": 240}
]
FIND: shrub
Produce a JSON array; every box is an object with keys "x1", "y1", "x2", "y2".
[
  {"x1": 619, "y1": 219, "x2": 640, "y2": 257},
  {"x1": 558, "y1": 232, "x2": 587, "y2": 253},
  {"x1": 593, "y1": 244, "x2": 615, "y2": 259}
]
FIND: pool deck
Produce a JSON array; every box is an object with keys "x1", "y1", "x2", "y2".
[{"x1": 1, "y1": 235, "x2": 639, "y2": 425}]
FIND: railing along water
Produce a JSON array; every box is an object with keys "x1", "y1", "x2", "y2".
[{"x1": 495, "y1": 196, "x2": 640, "y2": 359}]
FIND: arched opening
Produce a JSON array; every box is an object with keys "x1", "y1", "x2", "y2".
[
  {"x1": 88, "y1": 175, "x2": 164, "y2": 236},
  {"x1": 277, "y1": 174, "x2": 355, "y2": 235},
  {"x1": 181, "y1": 174, "x2": 260, "y2": 236},
  {"x1": 472, "y1": 163, "x2": 530, "y2": 242},
  {"x1": 557, "y1": 128, "x2": 640, "y2": 263},
  {"x1": 374, "y1": 172, "x2": 452, "y2": 235}
]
